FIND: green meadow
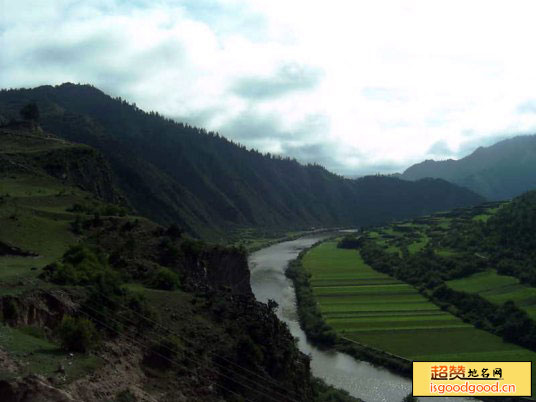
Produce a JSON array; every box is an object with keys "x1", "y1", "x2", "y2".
[
  {"x1": 302, "y1": 241, "x2": 536, "y2": 367},
  {"x1": 0, "y1": 173, "x2": 107, "y2": 380},
  {"x1": 447, "y1": 270, "x2": 536, "y2": 320},
  {"x1": 0, "y1": 174, "x2": 80, "y2": 295}
]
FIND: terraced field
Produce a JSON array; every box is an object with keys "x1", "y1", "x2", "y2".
[
  {"x1": 447, "y1": 270, "x2": 536, "y2": 319},
  {"x1": 303, "y1": 240, "x2": 536, "y2": 364}
]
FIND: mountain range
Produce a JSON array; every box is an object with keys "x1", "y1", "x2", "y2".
[
  {"x1": 0, "y1": 83, "x2": 484, "y2": 239},
  {"x1": 401, "y1": 135, "x2": 536, "y2": 200}
]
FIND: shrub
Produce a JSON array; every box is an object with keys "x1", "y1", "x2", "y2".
[
  {"x1": 20, "y1": 103, "x2": 39, "y2": 121},
  {"x1": 180, "y1": 238, "x2": 205, "y2": 257},
  {"x1": 148, "y1": 268, "x2": 180, "y2": 291},
  {"x1": 144, "y1": 336, "x2": 183, "y2": 370},
  {"x1": 337, "y1": 235, "x2": 362, "y2": 249},
  {"x1": 286, "y1": 259, "x2": 337, "y2": 347},
  {"x1": 2, "y1": 298, "x2": 18, "y2": 321},
  {"x1": 236, "y1": 336, "x2": 263, "y2": 367},
  {"x1": 57, "y1": 315, "x2": 99, "y2": 353},
  {"x1": 115, "y1": 390, "x2": 137, "y2": 402},
  {"x1": 166, "y1": 224, "x2": 183, "y2": 239},
  {"x1": 70, "y1": 215, "x2": 83, "y2": 235},
  {"x1": 41, "y1": 245, "x2": 117, "y2": 286},
  {"x1": 20, "y1": 325, "x2": 47, "y2": 340},
  {"x1": 124, "y1": 292, "x2": 156, "y2": 329},
  {"x1": 159, "y1": 238, "x2": 182, "y2": 265}
]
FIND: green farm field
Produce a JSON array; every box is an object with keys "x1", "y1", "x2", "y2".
[
  {"x1": 447, "y1": 270, "x2": 536, "y2": 320},
  {"x1": 302, "y1": 241, "x2": 536, "y2": 369}
]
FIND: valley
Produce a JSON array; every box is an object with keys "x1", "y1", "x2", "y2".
[
  {"x1": 0, "y1": 125, "x2": 356, "y2": 401},
  {"x1": 1, "y1": 92, "x2": 535, "y2": 401},
  {"x1": 290, "y1": 198, "x2": 536, "y2": 398},
  {"x1": 0, "y1": 84, "x2": 485, "y2": 240},
  {"x1": 4, "y1": 1, "x2": 536, "y2": 400}
]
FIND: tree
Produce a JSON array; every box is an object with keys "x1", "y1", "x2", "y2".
[
  {"x1": 145, "y1": 336, "x2": 183, "y2": 369},
  {"x1": 20, "y1": 103, "x2": 39, "y2": 121},
  {"x1": 57, "y1": 315, "x2": 99, "y2": 353},
  {"x1": 166, "y1": 223, "x2": 183, "y2": 239},
  {"x1": 148, "y1": 267, "x2": 180, "y2": 290},
  {"x1": 337, "y1": 235, "x2": 362, "y2": 249}
]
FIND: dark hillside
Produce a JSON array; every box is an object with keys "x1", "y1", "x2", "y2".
[
  {"x1": 486, "y1": 190, "x2": 536, "y2": 257},
  {"x1": 0, "y1": 84, "x2": 484, "y2": 238},
  {"x1": 0, "y1": 126, "x2": 124, "y2": 205},
  {"x1": 0, "y1": 126, "x2": 357, "y2": 401}
]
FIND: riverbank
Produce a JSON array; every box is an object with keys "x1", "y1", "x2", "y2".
[
  {"x1": 288, "y1": 237, "x2": 535, "y2": 402},
  {"x1": 285, "y1": 245, "x2": 413, "y2": 379},
  {"x1": 229, "y1": 227, "x2": 343, "y2": 253},
  {"x1": 248, "y1": 236, "x2": 414, "y2": 402}
]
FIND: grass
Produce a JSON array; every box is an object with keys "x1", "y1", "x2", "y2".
[
  {"x1": 0, "y1": 169, "x2": 112, "y2": 378},
  {"x1": 365, "y1": 204, "x2": 504, "y2": 259},
  {"x1": 472, "y1": 207, "x2": 502, "y2": 223},
  {"x1": 407, "y1": 233, "x2": 428, "y2": 254},
  {"x1": 0, "y1": 323, "x2": 102, "y2": 382},
  {"x1": 472, "y1": 214, "x2": 492, "y2": 222},
  {"x1": 0, "y1": 174, "x2": 83, "y2": 296},
  {"x1": 436, "y1": 249, "x2": 458, "y2": 257},
  {"x1": 313, "y1": 202, "x2": 536, "y2": 393},
  {"x1": 0, "y1": 169, "x2": 104, "y2": 381},
  {"x1": 447, "y1": 270, "x2": 536, "y2": 319},
  {"x1": 302, "y1": 241, "x2": 536, "y2": 370}
]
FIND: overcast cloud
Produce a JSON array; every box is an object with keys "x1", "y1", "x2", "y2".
[{"x1": 3, "y1": 0, "x2": 536, "y2": 175}]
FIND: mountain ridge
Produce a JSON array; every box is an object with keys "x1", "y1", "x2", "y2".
[
  {"x1": 401, "y1": 134, "x2": 536, "y2": 200},
  {"x1": 0, "y1": 125, "x2": 345, "y2": 402},
  {"x1": 0, "y1": 83, "x2": 485, "y2": 239}
]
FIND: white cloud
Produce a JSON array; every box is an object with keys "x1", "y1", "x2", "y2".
[{"x1": 3, "y1": 0, "x2": 536, "y2": 175}]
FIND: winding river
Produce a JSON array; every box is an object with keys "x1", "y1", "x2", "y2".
[{"x1": 248, "y1": 235, "x2": 472, "y2": 402}]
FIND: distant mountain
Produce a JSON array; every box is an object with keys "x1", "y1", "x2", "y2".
[
  {"x1": 0, "y1": 84, "x2": 484, "y2": 239},
  {"x1": 401, "y1": 135, "x2": 536, "y2": 200}
]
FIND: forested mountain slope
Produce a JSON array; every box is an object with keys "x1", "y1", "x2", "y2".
[
  {"x1": 0, "y1": 125, "x2": 356, "y2": 402},
  {"x1": 447, "y1": 189, "x2": 536, "y2": 284},
  {"x1": 401, "y1": 135, "x2": 536, "y2": 200},
  {"x1": 0, "y1": 84, "x2": 484, "y2": 238}
]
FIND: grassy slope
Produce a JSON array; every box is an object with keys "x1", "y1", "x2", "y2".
[
  {"x1": 302, "y1": 241, "x2": 536, "y2": 367},
  {"x1": 0, "y1": 132, "x2": 113, "y2": 381},
  {"x1": 0, "y1": 324, "x2": 101, "y2": 381},
  {"x1": 0, "y1": 129, "x2": 356, "y2": 402}
]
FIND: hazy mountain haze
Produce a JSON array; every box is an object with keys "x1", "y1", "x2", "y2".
[{"x1": 401, "y1": 135, "x2": 536, "y2": 200}]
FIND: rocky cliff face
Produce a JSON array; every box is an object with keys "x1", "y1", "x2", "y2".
[
  {"x1": 181, "y1": 245, "x2": 253, "y2": 296},
  {"x1": 37, "y1": 146, "x2": 123, "y2": 205},
  {"x1": 0, "y1": 290, "x2": 76, "y2": 329},
  {"x1": 86, "y1": 217, "x2": 253, "y2": 296}
]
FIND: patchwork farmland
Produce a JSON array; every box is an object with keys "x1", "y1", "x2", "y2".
[
  {"x1": 448, "y1": 270, "x2": 536, "y2": 320},
  {"x1": 302, "y1": 240, "x2": 536, "y2": 364}
]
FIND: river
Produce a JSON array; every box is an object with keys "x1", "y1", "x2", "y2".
[{"x1": 248, "y1": 234, "x2": 473, "y2": 402}]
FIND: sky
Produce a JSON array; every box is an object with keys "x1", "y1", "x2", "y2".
[{"x1": 3, "y1": 0, "x2": 536, "y2": 175}]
